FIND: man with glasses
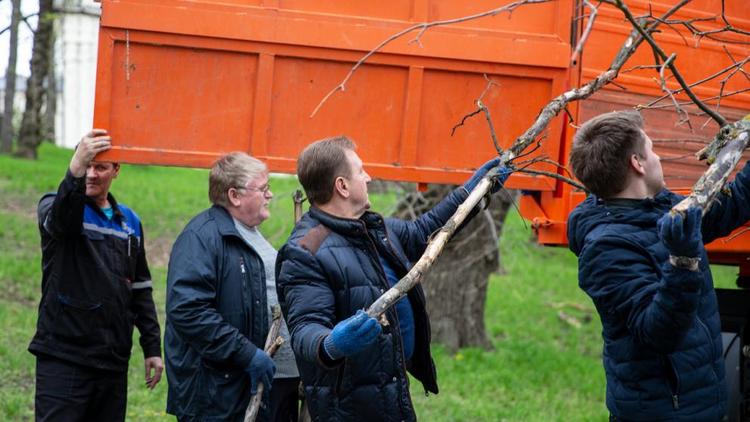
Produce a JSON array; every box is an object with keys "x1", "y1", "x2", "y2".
[{"x1": 165, "y1": 152, "x2": 300, "y2": 422}]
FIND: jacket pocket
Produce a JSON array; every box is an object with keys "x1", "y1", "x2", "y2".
[
  {"x1": 201, "y1": 364, "x2": 247, "y2": 416},
  {"x1": 49, "y1": 293, "x2": 106, "y2": 345}
]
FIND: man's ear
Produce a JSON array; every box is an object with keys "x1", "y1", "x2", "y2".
[
  {"x1": 112, "y1": 163, "x2": 121, "y2": 179},
  {"x1": 334, "y1": 176, "x2": 350, "y2": 199},
  {"x1": 227, "y1": 188, "x2": 242, "y2": 207},
  {"x1": 630, "y1": 154, "x2": 645, "y2": 176}
]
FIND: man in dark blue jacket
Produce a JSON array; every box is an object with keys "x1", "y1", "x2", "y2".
[
  {"x1": 567, "y1": 110, "x2": 750, "y2": 421},
  {"x1": 31, "y1": 129, "x2": 163, "y2": 421},
  {"x1": 275, "y1": 136, "x2": 507, "y2": 421},
  {"x1": 165, "y1": 152, "x2": 299, "y2": 422}
]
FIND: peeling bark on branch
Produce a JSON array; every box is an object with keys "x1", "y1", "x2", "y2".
[{"x1": 672, "y1": 118, "x2": 750, "y2": 215}]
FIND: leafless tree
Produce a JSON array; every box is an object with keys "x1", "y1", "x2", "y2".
[
  {"x1": 1, "y1": 0, "x2": 22, "y2": 153},
  {"x1": 16, "y1": 0, "x2": 54, "y2": 159}
]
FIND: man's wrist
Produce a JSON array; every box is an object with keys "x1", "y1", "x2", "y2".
[
  {"x1": 69, "y1": 158, "x2": 87, "y2": 178},
  {"x1": 669, "y1": 255, "x2": 701, "y2": 272},
  {"x1": 322, "y1": 335, "x2": 343, "y2": 360}
]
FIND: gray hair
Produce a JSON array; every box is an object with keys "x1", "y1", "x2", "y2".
[{"x1": 209, "y1": 152, "x2": 267, "y2": 207}]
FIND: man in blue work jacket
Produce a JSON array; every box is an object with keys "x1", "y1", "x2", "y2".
[{"x1": 30, "y1": 129, "x2": 163, "y2": 421}]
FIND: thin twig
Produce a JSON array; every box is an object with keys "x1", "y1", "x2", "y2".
[
  {"x1": 571, "y1": 0, "x2": 599, "y2": 66},
  {"x1": 478, "y1": 100, "x2": 503, "y2": 155},
  {"x1": 658, "y1": 54, "x2": 692, "y2": 130},
  {"x1": 516, "y1": 168, "x2": 588, "y2": 192},
  {"x1": 613, "y1": 0, "x2": 727, "y2": 126},
  {"x1": 640, "y1": 55, "x2": 750, "y2": 109},
  {"x1": 310, "y1": 0, "x2": 553, "y2": 117}
]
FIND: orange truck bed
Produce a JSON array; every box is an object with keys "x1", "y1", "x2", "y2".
[{"x1": 92, "y1": 0, "x2": 750, "y2": 271}]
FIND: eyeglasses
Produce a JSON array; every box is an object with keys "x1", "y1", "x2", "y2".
[{"x1": 233, "y1": 183, "x2": 271, "y2": 195}]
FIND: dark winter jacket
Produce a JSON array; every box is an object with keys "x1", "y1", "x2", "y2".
[
  {"x1": 567, "y1": 162, "x2": 750, "y2": 421},
  {"x1": 165, "y1": 205, "x2": 269, "y2": 421},
  {"x1": 276, "y1": 187, "x2": 471, "y2": 422},
  {"x1": 29, "y1": 170, "x2": 161, "y2": 372}
]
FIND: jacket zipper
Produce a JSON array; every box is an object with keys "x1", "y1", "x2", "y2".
[
  {"x1": 239, "y1": 256, "x2": 251, "y2": 336},
  {"x1": 371, "y1": 228, "x2": 415, "y2": 415},
  {"x1": 664, "y1": 355, "x2": 680, "y2": 410},
  {"x1": 696, "y1": 317, "x2": 717, "y2": 361}
]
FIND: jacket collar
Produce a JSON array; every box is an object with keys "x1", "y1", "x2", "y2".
[
  {"x1": 308, "y1": 207, "x2": 385, "y2": 238},
  {"x1": 208, "y1": 205, "x2": 243, "y2": 238},
  {"x1": 85, "y1": 192, "x2": 124, "y2": 219}
]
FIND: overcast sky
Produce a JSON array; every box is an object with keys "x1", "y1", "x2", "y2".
[{"x1": 1, "y1": 0, "x2": 40, "y2": 78}]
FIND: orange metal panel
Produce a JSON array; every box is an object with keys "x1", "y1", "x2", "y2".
[{"x1": 94, "y1": 0, "x2": 573, "y2": 188}]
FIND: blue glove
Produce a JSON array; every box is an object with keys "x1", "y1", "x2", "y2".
[
  {"x1": 463, "y1": 158, "x2": 510, "y2": 194},
  {"x1": 323, "y1": 310, "x2": 382, "y2": 360},
  {"x1": 657, "y1": 207, "x2": 703, "y2": 258},
  {"x1": 245, "y1": 348, "x2": 276, "y2": 395}
]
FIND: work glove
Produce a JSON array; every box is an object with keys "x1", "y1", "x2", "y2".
[
  {"x1": 245, "y1": 348, "x2": 276, "y2": 395},
  {"x1": 462, "y1": 158, "x2": 511, "y2": 194},
  {"x1": 323, "y1": 310, "x2": 382, "y2": 360},
  {"x1": 657, "y1": 207, "x2": 703, "y2": 258}
]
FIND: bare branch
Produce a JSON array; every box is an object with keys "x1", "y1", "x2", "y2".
[
  {"x1": 612, "y1": 0, "x2": 728, "y2": 127},
  {"x1": 310, "y1": 0, "x2": 553, "y2": 117},
  {"x1": 640, "y1": 54, "x2": 750, "y2": 110},
  {"x1": 571, "y1": 0, "x2": 599, "y2": 66},
  {"x1": 517, "y1": 168, "x2": 588, "y2": 192},
  {"x1": 450, "y1": 75, "x2": 501, "y2": 140},
  {"x1": 673, "y1": 119, "x2": 750, "y2": 215},
  {"x1": 658, "y1": 54, "x2": 692, "y2": 130},
  {"x1": 478, "y1": 100, "x2": 503, "y2": 155}
]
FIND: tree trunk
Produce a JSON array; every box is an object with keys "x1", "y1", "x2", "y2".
[
  {"x1": 43, "y1": 24, "x2": 57, "y2": 143},
  {"x1": 392, "y1": 184, "x2": 516, "y2": 352},
  {"x1": 15, "y1": 0, "x2": 54, "y2": 159},
  {"x1": 1, "y1": 0, "x2": 22, "y2": 153}
]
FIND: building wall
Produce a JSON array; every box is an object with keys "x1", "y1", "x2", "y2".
[{"x1": 54, "y1": 0, "x2": 100, "y2": 148}]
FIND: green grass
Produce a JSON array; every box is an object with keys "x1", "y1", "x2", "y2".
[{"x1": 0, "y1": 144, "x2": 740, "y2": 421}]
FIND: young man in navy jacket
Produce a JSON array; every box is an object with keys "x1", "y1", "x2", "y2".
[{"x1": 567, "y1": 111, "x2": 750, "y2": 421}]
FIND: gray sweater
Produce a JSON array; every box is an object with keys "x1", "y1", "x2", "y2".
[{"x1": 234, "y1": 219, "x2": 299, "y2": 379}]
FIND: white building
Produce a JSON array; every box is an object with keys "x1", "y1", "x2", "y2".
[{"x1": 53, "y1": 0, "x2": 100, "y2": 148}]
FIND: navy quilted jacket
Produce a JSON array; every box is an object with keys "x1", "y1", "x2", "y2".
[
  {"x1": 276, "y1": 188, "x2": 470, "y2": 422},
  {"x1": 567, "y1": 162, "x2": 750, "y2": 421}
]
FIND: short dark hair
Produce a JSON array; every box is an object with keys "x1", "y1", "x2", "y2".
[
  {"x1": 569, "y1": 110, "x2": 646, "y2": 199},
  {"x1": 297, "y1": 136, "x2": 355, "y2": 206}
]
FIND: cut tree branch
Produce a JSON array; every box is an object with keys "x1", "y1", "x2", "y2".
[
  {"x1": 365, "y1": 0, "x2": 694, "y2": 319},
  {"x1": 672, "y1": 117, "x2": 750, "y2": 215},
  {"x1": 244, "y1": 306, "x2": 285, "y2": 422}
]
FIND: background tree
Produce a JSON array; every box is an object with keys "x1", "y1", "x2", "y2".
[
  {"x1": 15, "y1": 0, "x2": 54, "y2": 159},
  {"x1": 1, "y1": 0, "x2": 22, "y2": 153},
  {"x1": 393, "y1": 185, "x2": 516, "y2": 351}
]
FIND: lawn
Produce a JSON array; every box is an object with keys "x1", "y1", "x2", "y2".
[{"x1": 0, "y1": 144, "x2": 739, "y2": 421}]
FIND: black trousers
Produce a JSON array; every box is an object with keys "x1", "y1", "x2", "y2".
[
  {"x1": 268, "y1": 377, "x2": 300, "y2": 422},
  {"x1": 35, "y1": 354, "x2": 127, "y2": 422}
]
